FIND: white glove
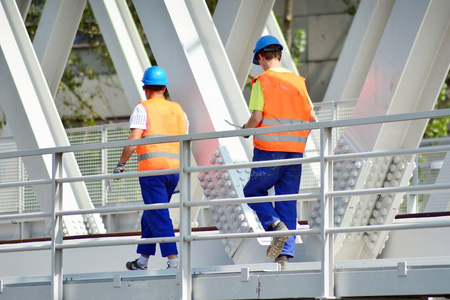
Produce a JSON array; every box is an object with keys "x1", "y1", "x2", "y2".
[{"x1": 114, "y1": 163, "x2": 126, "y2": 173}]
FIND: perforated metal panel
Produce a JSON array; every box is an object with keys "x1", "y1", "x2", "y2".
[
  {"x1": 402, "y1": 137, "x2": 450, "y2": 213},
  {"x1": 0, "y1": 137, "x2": 22, "y2": 212},
  {"x1": 67, "y1": 125, "x2": 141, "y2": 206},
  {"x1": 0, "y1": 137, "x2": 39, "y2": 213},
  {"x1": 301, "y1": 99, "x2": 357, "y2": 190}
]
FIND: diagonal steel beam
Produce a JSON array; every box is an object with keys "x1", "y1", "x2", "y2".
[
  {"x1": 89, "y1": 0, "x2": 150, "y2": 110},
  {"x1": 15, "y1": 0, "x2": 31, "y2": 20},
  {"x1": 0, "y1": 0, "x2": 105, "y2": 235},
  {"x1": 306, "y1": 0, "x2": 450, "y2": 260},
  {"x1": 213, "y1": 0, "x2": 275, "y2": 90},
  {"x1": 33, "y1": 0, "x2": 87, "y2": 97},
  {"x1": 133, "y1": 0, "x2": 250, "y2": 162},
  {"x1": 323, "y1": 0, "x2": 394, "y2": 103},
  {"x1": 133, "y1": 0, "x2": 272, "y2": 262}
]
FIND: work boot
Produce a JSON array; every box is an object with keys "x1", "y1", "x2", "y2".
[
  {"x1": 126, "y1": 259, "x2": 147, "y2": 270},
  {"x1": 275, "y1": 255, "x2": 290, "y2": 270},
  {"x1": 266, "y1": 221, "x2": 290, "y2": 259}
]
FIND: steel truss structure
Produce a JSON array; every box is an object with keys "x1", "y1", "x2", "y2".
[{"x1": 1, "y1": 0, "x2": 450, "y2": 299}]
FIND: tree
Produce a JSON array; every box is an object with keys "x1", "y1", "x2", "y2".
[{"x1": 424, "y1": 77, "x2": 450, "y2": 138}]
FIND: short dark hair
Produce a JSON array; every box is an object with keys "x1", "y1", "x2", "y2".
[
  {"x1": 142, "y1": 85, "x2": 166, "y2": 91},
  {"x1": 256, "y1": 45, "x2": 282, "y2": 61}
]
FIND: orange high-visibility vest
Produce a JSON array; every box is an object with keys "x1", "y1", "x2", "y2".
[
  {"x1": 136, "y1": 98, "x2": 187, "y2": 171},
  {"x1": 251, "y1": 70, "x2": 312, "y2": 153}
]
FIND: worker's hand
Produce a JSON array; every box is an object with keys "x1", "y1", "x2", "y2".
[
  {"x1": 242, "y1": 124, "x2": 250, "y2": 139},
  {"x1": 114, "y1": 163, "x2": 126, "y2": 173}
]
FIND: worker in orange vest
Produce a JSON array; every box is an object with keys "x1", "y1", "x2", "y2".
[
  {"x1": 114, "y1": 66, "x2": 188, "y2": 270},
  {"x1": 243, "y1": 35, "x2": 317, "y2": 268}
]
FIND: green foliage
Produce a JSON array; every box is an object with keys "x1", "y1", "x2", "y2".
[
  {"x1": 205, "y1": 0, "x2": 219, "y2": 15},
  {"x1": 290, "y1": 29, "x2": 307, "y2": 69},
  {"x1": 24, "y1": 1, "x2": 43, "y2": 40},
  {"x1": 59, "y1": 52, "x2": 104, "y2": 128},
  {"x1": 25, "y1": 1, "x2": 119, "y2": 128},
  {"x1": 342, "y1": 0, "x2": 360, "y2": 16},
  {"x1": 424, "y1": 82, "x2": 450, "y2": 138},
  {"x1": 57, "y1": 2, "x2": 115, "y2": 128}
]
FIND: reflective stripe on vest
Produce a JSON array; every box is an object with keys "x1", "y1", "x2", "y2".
[
  {"x1": 254, "y1": 134, "x2": 308, "y2": 144},
  {"x1": 143, "y1": 134, "x2": 167, "y2": 138},
  {"x1": 260, "y1": 118, "x2": 308, "y2": 126},
  {"x1": 138, "y1": 151, "x2": 180, "y2": 162},
  {"x1": 252, "y1": 70, "x2": 312, "y2": 153}
]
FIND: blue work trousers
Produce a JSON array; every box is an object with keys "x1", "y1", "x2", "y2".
[
  {"x1": 137, "y1": 174, "x2": 179, "y2": 257},
  {"x1": 243, "y1": 148, "x2": 303, "y2": 257}
]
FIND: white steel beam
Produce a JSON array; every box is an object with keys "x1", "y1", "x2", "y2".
[
  {"x1": 0, "y1": 0, "x2": 105, "y2": 235},
  {"x1": 322, "y1": 0, "x2": 394, "y2": 103},
  {"x1": 304, "y1": 0, "x2": 394, "y2": 237},
  {"x1": 89, "y1": 0, "x2": 150, "y2": 110},
  {"x1": 33, "y1": 0, "x2": 87, "y2": 97},
  {"x1": 15, "y1": 0, "x2": 31, "y2": 20},
  {"x1": 184, "y1": 0, "x2": 253, "y2": 158},
  {"x1": 133, "y1": 0, "x2": 249, "y2": 162},
  {"x1": 133, "y1": 0, "x2": 267, "y2": 260},
  {"x1": 307, "y1": 0, "x2": 450, "y2": 260},
  {"x1": 213, "y1": 0, "x2": 275, "y2": 89}
]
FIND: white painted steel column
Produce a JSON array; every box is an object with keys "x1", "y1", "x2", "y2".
[
  {"x1": 133, "y1": 0, "x2": 246, "y2": 161},
  {"x1": 306, "y1": 0, "x2": 450, "y2": 261},
  {"x1": 179, "y1": 140, "x2": 192, "y2": 300},
  {"x1": 133, "y1": 0, "x2": 264, "y2": 261},
  {"x1": 307, "y1": 0, "x2": 394, "y2": 202},
  {"x1": 351, "y1": 0, "x2": 450, "y2": 153},
  {"x1": 184, "y1": 0, "x2": 253, "y2": 158},
  {"x1": 15, "y1": 0, "x2": 31, "y2": 20},
  {"x1": 323, "y1": 0, "x2": 394, "y2": 103},
  {"x1": 33, "y1": 0, "x2": 87, "y2": 97},
  {"x1": 0, "y1": 0, "x2": 105, "y2": 235},
  {"x1": 311, "y1": 0, "x2": 450, "y2": 261},
  {"x1": 213, "y1": 0, "x2": 275, "y2": 89},
  {"x1": 89, "y1": 0, "x2": 149, "y2": 110},
  {"x1": 352, "y1": 0, "x2": 450, "y2": 259},
  {"x1": 51, "y1": 153, "x2": 63, "y2": 300}
]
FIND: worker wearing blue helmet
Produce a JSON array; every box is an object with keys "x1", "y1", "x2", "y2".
[
  {"x1": 243, "y1": 35, "x2": 317, "y2": 269},
  {"x1": 115, "y1": 66, "x2": 188, "y2": 270},
  {"x1": 252, "y1": 35, "x2": 284, "y2": 65}
]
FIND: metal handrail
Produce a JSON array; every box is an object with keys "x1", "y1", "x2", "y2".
[
  {"x1": 0, "y1": 108, "x2": 449, "y2": 160},
  {"x1": 0, "y1": 108, "x2": 450, "y2": 300}
]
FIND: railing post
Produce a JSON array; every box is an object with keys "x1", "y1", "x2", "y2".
[
  {"x1": 179, "y1": 140, "x2": 192, "y2": 300},
  {"x1": 407, "y1": 154, "x2": 419, "y2": 213},
  {"x1": 101, "y1": 125, "x2": 107, "y2": 207},
  {"x1": 320, "y1": 127, "x2": 335, "y2": 299},
  {"x1": 51, "y1": 152, "x2": 63, "y2": 300}
]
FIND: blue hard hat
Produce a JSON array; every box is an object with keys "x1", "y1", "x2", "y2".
[
  {"x1": 142, "y1": 66, "x2": 168, "y2": 86},
  {"x1": 253, "y1": 35, "x2": 283, "y2": 65}
]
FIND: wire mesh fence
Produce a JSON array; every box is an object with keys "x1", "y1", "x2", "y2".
[
  {"x1": 0, "y1": 124, "x2": 141, "y2": 213},
  {"x1": 0, "y1": 100, "x2": 448, "y2": 215}
]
